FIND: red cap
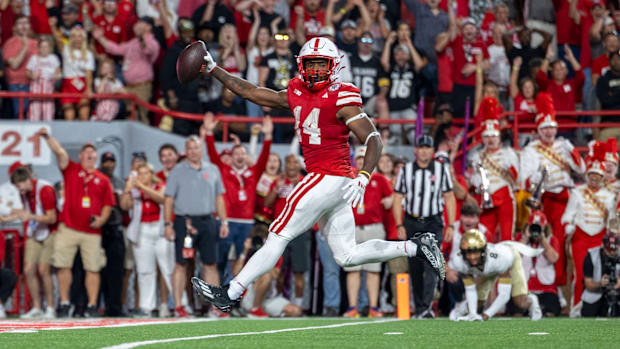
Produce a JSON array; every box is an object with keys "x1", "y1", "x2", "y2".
[
  {"x1": 535, "y1": 93, "x2": 557, "y2": 129},
  {"x1": 604, "y1": 137, "x2": 618, "y2": 164},
  {"x1": 479, "y1": 97, "x2": 501, "y2": 137},
  {"x1": 8, "y1": 161, "x2": 25, "y2": 176},
  {"x1": 586, "y1": 141, "x2": 606, "y2": 176}
]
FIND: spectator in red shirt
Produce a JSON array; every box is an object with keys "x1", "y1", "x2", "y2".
[
  {"x1": 202, "y1": 113, "x2": 273, "y2": 278},
  {"x1": 156, "y1": 143, "x2": 179, "y2": 183},
  {"x1": 39, "y1": 128, "x2": 116, "y2": 318},
  {"x1": 438, "y1": 17, "x2": 489, "y2": 119},
  {"x1": 2, "y1": 15, "x2": 38, "y2": 118},
  {"x1": 510, "y1": 56, "x2": 539, "y2": 131},
  {"x1": 342, "y1": 147, "x2": 394, "y2": 319},
  {"x1": 536, "y1": 44, "x2": 585, "y2": 130},
  {"x1": 92, "y1": 0, "x2": 130, "y2": 62},
  {"x1": 292, "y1": 0, "x2": 325, "y2": 42},
  {"x1": 11, "y1": 167, "x2": 57, "y2": 319}
]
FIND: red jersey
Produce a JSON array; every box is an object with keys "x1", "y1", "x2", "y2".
[
  {"x1": 593, "y1": 54, "x2": 610, "y2": 78},
  {"x1": 290, "y1": 10, "x2": 326, "y2": 40},
  {"x1": 205, "y1": 135, "x2": 272, "y2": 222},
  {"x1": 269, "y1": 175, "x2": 304, "y2": 218},
  {"x1": 140, "y1": 183, "x2": 162, "y2": 223},
  {"x1": 353, "y1": 173, "x2": 393, "y2": 226},
  {"x1": 554, "y1": 0, "x2": 584, "y2": 46},
  {"x1": 287, "y1": 77, "x2": 362, "y2": 178},
  {"x1": 156, "y1": 170, "x2": 167, "y2": 183},
  {"x1": 93, "y1": 14, "x2": 129, "y2": 56},
  {"x1": 450, "y1": 35, "x2": 489, "y2": 86},
  {"x1": 62, "y1": 160, "x2": 116, "y2": 234},
  {"x1": 255, "y1": 173, "x2": 276, "y2": 223},
  {"x1": 513, "y1": 94, "x2": 536, "y2": 125},
  {"x1": 536, "y1": 69, "x2": 585, "y2": 125},
  {"x1": 30, "y1": 0, "x2": 52, "y2": 35}
]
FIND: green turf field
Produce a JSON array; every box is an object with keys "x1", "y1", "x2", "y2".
[{"x1": 2, "y1": 317, "x2": 620, "y2": 349}]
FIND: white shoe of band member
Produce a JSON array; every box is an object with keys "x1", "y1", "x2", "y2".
[
  {"x1": 528, "y1": 293, "x2": 542, "y2": 321},
  {"x1": 0, "y1": 305, "x2": 6, "y2": 319},
  {"x1": 43, "y1": 306, "x2": 56, "y2": 319},
  {"x1": 21, "y1": 307, "x2": 44, "y2": 319},
  {"x1": 159, "y1": 303, "x2": 171, "y2": 318},
  {"x1": 449, "y1": 301, "x2": 468, "y2": 321}
]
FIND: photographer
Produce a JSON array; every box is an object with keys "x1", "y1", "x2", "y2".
[
  {"x1": 234, "y1": 225, "x2": 302, "y2": 318},
  {"x1": 520, "y1": 211, "x2": 561, "y2": 317},
  {"x1": 581, "y1": 232, "x2": 620, "y2": 317}
]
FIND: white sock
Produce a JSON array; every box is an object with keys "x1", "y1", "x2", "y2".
[
  {"x1": 228, "y1": 233, "x2": 290, "y2": 300},
  {"x1": 405, "y1": 241, "x2": 418, "y2": 257},
  {"x1": 227, "y1": 279, "x2": 246, "y2": 300}
]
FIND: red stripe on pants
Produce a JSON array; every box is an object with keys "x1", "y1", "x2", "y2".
[
  {"x1": 571, "y1": 227, "x2": 604, "y2": 306},
  {"x1": 542, "y1": 189, "x2": 570, "y2": 285},
  {"x1": 272, "y1": 174, "x2": 325, "y2": 235}
]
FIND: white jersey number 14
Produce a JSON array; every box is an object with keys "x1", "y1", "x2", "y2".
[{"x1": 294, "y1": 106, "x2": 322, "y2": 145}]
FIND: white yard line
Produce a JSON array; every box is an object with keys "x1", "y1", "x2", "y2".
[{"x1": 102, "y1": 318, "x2": 400, "y2": 349}]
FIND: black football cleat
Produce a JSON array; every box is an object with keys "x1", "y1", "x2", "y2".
[
  {"x1": 410, "y1": 232, "x2": 446, "y2": 280},
  {"x1": 191, "y1": 277, "x2": 238, "y2": 313}
]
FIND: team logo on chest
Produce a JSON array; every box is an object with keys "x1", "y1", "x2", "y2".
[
  {"x1": 294, "y1": 89, "x2": 302, "y2": 96},
  {"x1": 328, "y1": 83, "x2": 341, "y2": 92}
]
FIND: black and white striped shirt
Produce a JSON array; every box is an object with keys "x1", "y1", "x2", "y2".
[{"x1": 394, "y1": 160, "x2": 453, "y2": 217}]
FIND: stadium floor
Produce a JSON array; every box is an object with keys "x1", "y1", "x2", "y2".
[{"x1": 0, "y1": 317, "x2": 619, "y2": 348}]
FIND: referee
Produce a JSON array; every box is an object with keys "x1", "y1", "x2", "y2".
[{"x1": 393, "y1": 134, "x2": 456, "y2": 318}]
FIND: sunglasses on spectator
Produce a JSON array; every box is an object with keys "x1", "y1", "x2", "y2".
[
  {"x1": 360, "y1": 37, "x2": 373, "y2": 44},
  {"x1": 132, "y1": 152, "x2": 147, "y2": 160},
  {"x1": 274, "y1": 34, "x2": 290, "y2": 41}
]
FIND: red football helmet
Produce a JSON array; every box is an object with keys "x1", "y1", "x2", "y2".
[{"x1": 296, "y1": 37, "x2": 342, "y2": 91}]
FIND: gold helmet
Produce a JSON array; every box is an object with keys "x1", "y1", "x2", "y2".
[{"x1": 460, "y1": 229, "x2": 487, "y2": 267}]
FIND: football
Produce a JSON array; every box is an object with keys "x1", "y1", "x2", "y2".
[{"x1": 176, "y1": 41, "x2": 208, "y2": 84}]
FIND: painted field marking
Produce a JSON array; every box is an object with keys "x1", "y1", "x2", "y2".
[
  {"x1": 528, "y1": 332, "x2": 549, "y2": 336},
  {"x1": 0, "y1": 318, "x2": 218, "y2": 333},
  {"x1": 384, "y1": 332, "x2": 404, "y2": 335},
  {"x1": 102, "y1": 319, "x2": 400, "y2": 349}
]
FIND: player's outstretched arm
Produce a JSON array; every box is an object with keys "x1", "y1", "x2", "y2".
[
  {"x1": 209, "y1": 65, "x2": 289, "y2": 110},
  {"x1": 338, "y1": 106, "x2": 382, "y2": 174}
]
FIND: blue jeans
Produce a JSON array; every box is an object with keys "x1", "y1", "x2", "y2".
[
  {"x1": 218, "y1": 221, "x2": 253, "y2": 283},
  {"x1": 8, "y1": 84, "x2": 29, "y2": 119},
  {"x1": 316, "y1": 231, "x2": 341, "y2": 309}
]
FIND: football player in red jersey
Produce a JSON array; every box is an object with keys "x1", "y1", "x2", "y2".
[{"x1": 191, "y1": 37, "x2": 446, "y2": 312}]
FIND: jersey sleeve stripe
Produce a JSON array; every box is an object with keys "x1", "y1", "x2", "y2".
[
  {"x1": 336, "y1": 96, "x2": 363, "y2": 106},
  {"x1": 338, "y1": 91, "x2": 360, "y2": 98}
]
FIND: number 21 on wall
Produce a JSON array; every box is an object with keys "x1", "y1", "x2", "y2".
[
  {"x1": 293, "y1": 106, "x2": 321, "y2": 145},
  {"x1": 0, "y1": 125, "x2": 51, "y2": 165}
]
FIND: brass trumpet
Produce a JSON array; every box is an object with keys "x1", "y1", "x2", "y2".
[{"x1": 526, "y1": 166, "x2": 548, "y2": 209}]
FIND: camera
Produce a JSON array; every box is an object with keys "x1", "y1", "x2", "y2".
[{"x1": 529, "y1": 223, "x2": 542, "y2": 244}]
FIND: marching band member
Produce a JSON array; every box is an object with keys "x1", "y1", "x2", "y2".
[
  {"x1": 521, "y1": 93, "x2": 586, "y2": 288},
  {"x1": 562, "y1": 143, "x2": 617, "y2": 317},
  {"x1": 469, "y1": 97, "x2": 519, "y2": 242}
]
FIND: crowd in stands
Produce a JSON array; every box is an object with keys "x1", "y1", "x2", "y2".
[{"x1": 2, "y1": 0, "x2": 620, "y2": 319}]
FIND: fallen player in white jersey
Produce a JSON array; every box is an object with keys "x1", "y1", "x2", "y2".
[{"x1": 448, "y1": 229, "x2": 543, "y2": 321}]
